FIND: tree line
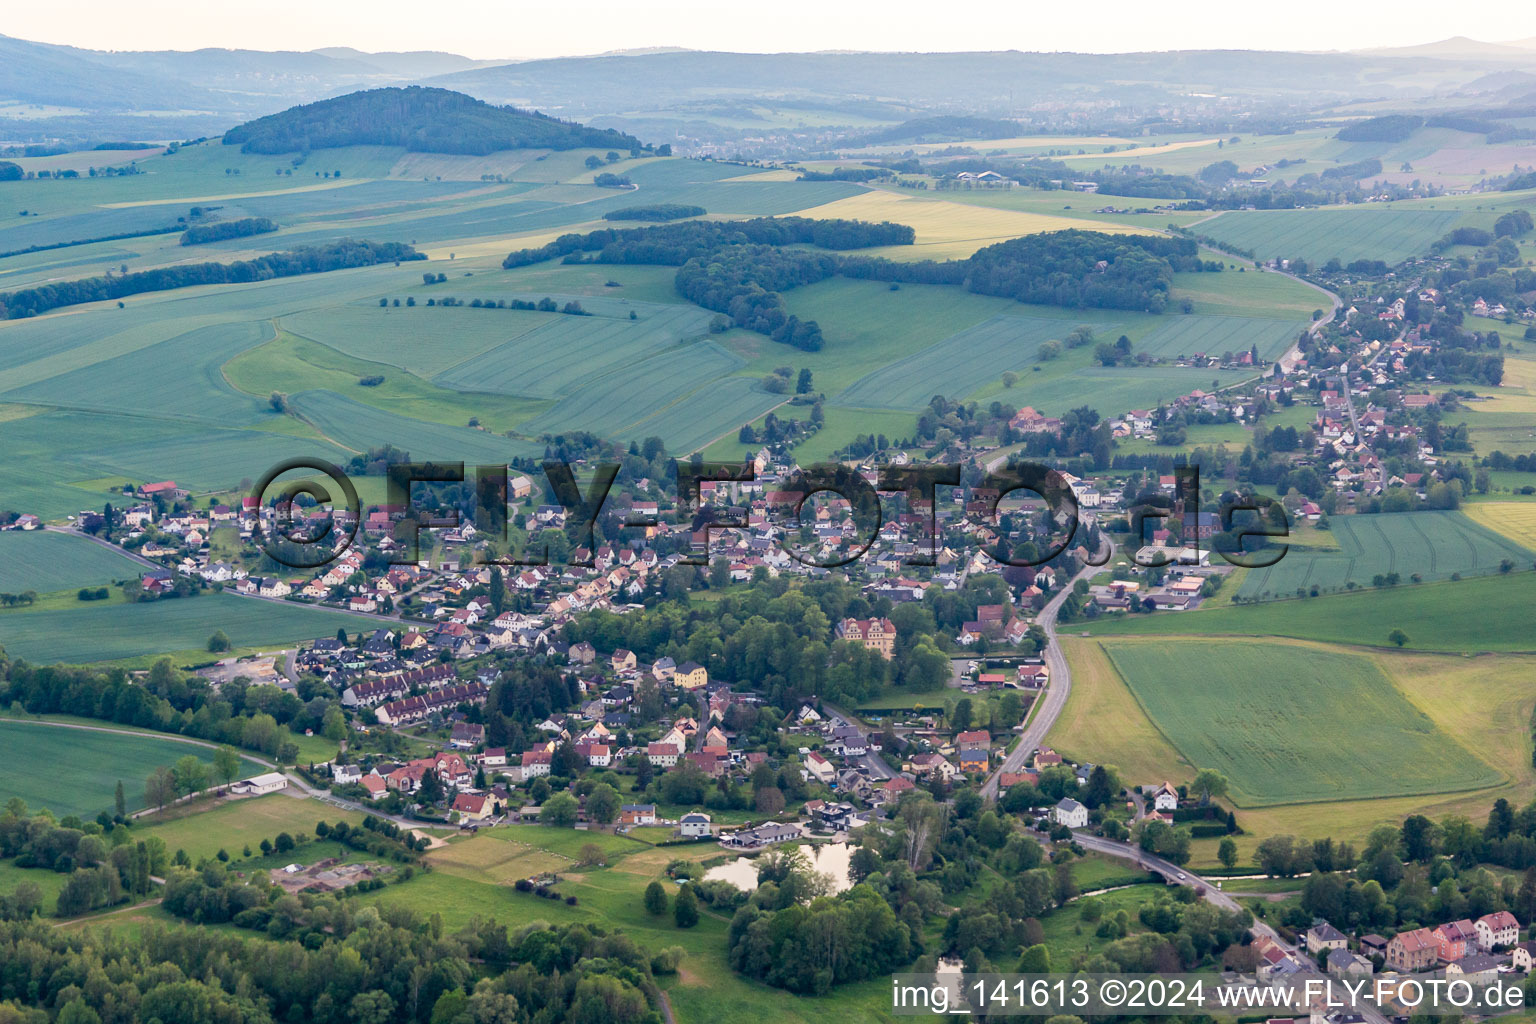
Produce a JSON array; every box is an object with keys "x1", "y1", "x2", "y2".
[
  {"x1": 179, "y1": 217, "x2": 278, "y2": 245},
  {"x1": 0, "y1": 239, "x2": 424, "y2": 319},
  {"x1": 0, "y1": 908, "x2": 668, "y2": 1024}
]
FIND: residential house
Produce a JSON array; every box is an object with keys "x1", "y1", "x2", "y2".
[
  {"x1": 518, "y1": 750, "x2": 552, "y2": 779},
  {"x1": 1445, "y1": 953, "x2": 1501, "y2": 985},
  {"x1": 1053, "y1": 798, "x2": 1088, "y2": 829},
  {"x1": 611, "y1": 649, "x2": 636, "y2": 672},
  {"x1": 1435, "y1": 920, "x2": 1478, "y2": 963},
  {"x1": 620, "y1": 804, "x2": 657, "y2": 826},
  {"x1": 679, "y1": 811, "x2": 712, "y2": 838},
  {"x1": 1477, "y1": 911, "x2": 1520, "y2": 951},
  {"x1": 804, "y1": 751, "x2": 836, "y2": 784},
  {"x1": 450, "y1": 722, "x2": 484, "y2": 749},
  {"x1": 647, "y1": 741, "x2": 681, "y2": 767},
  {"x1": 452, "y1": 793, "x2": 491, "y2": 821},
  {"x1": 674, "y1": 661, "x2": 708, "y2": 689},
  {"x1": 1306, "y1": 921, "x2": 1349, "y2": 955},
  {"x1": 1386, "y1": 928, "x2": 1439, "y2": 972},
  {"x1": 1326, "y1": 949, "x2": 1373, "y2": 978},
  {"x1": 1151, "y1": 782, "x2": 1179, "y2": 812}
]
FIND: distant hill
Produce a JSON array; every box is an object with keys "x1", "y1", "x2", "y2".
[
  {"x1": 858, "y1": 115, "x2": 1021, "y2": 145},
  {"x1": 1357, "y1": 36, "x2": 1536, "y2": 60},
  {"x1": 222, "y1": 86, "x2": 646, "y2": 155},
  {"x1": 309, "y1": 47, "x2": 503, "y2": 78}
]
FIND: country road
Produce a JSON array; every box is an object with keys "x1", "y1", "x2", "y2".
[
  {"x1": 1071, "y1": 831, "x2": 1393, "y2": 1024},
  {"x1": 980, "y1": 534, "x2": 1112, "y2": 801}
]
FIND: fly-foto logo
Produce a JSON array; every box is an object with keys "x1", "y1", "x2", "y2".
[{"x1": 249, "y1": 458, "x2": 1287, "y2": 570}]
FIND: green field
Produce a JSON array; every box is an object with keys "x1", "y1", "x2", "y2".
[
  {"x1": 283, "y1": 303, "x2": 560, "y2": 377},
  {"x1": 0, "y1": 720, "x2": 265, "y2": 819},
  {"x1": 1133, "y1": 315, "x2": 1303, "y2": 362},
  {"x1": 141, "y1": 791, "x2": 360, "y2": 862},
  {"x1": 1236, "y1": 510, "x2": 1533, "y2": 600},
  {"x1": 287, "y1": 389, "x2": 542, "y2": 462},
  {"x1": 1084, "y1": 570, "x2": 1536, "y2": 653},
  {"x1": 0, "y1": 591, "x2": 384, "y2": 664},
  {"x1": 834, "y1": 314, "x2": 1114, "y2": 410},
  {"x1": 0, "y1": 530, "x2": 145, "y2": 593},
  {"x1": 432, "y1": 302, "x2": 716, "y2": 399},
  {"x1": 1101, "y1": 639, "x2": 1501, "y2": 806},
  {"x1": 1195, "y1": 207, "x2": 1462, "y2": 266}
]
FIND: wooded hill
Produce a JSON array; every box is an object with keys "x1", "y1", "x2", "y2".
[{"x1": 223, "y1": 86, "x2": 646, "y2": 155}]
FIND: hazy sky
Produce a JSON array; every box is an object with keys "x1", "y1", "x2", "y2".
[{"x1": 9, "y1": 0, "x2": 1536, "y2": 59}]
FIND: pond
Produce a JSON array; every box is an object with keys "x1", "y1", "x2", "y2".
[{"x1": 702, "y1": 841, "x2": 853, "y2": 894}]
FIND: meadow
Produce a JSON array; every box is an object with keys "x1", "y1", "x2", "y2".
[
  {"x1": 141, "y1": 791, "x2": 363, "y2": 862},
  {"x1": 1235, "y1": 510, "x2": 1532, "y2": 600},
  {"x1": 287, "y1": 389, "x2": 543, "y2": 463},
  {"x1": 0, "y1": 530, "x2": 145, "y2": 593},
  {"x1": 520, "y1": 341, "x2": 745, "y2": 437},
  {"x1": 1132, "y1": 314, "x2": 1302, "y2": 362},
  {"x1": 834, "y1": 314, "x2": 1110, "y2": 410},
  {"x1": 282, "y1": 303, "x2": 558, "y2": 378},
  {"x1": 1099, "y1": 638, "x2": 1500, "y2": 807},
  {"x1": 1083, "y1": 569, "x2": 1536, "y2": 653},
  {"x1": 0, "y1": 591, "x2": 383, "y2": 664},
  {"x1": 0, "y1": 719, "x2": 265, "y2": 818},
  {"x1": 432, "y1": 302, "x2": 716, "y2": 399},
  {"x1": 1194, "y1": 207, "x2": 1461, "y2": 266}
]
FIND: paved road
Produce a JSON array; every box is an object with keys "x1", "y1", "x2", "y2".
[
  {"x1": 821, "y1": 703, "x2": 895, "y2": 780},
  {"x1": 1071, "y1": 831, "x2": 1393, "y2": 1024},
  {"x1": 980, "y1": 534, "x2": 1112, "y2": 801}
]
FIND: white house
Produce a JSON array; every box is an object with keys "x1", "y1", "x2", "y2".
[
  {"x1": 331, "y1": 764, "x2": 362, "y2": 784},
  {"x1": 679, "y1": 811, "x2": 713, "y2": 838},
  {"x1": 1053, "y1": 797, "x2": 1088, "y2": 829},
  {"x1": 1477, "y1": 911, "x2": 1520, "y2": 951},
  {"x1": 1151, "y1": 781, "x2": 1179, "y2": 812}
]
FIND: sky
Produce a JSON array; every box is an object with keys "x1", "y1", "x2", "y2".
[{"x1": 8, "y1": 0, "x2": 1536, "y2": 60}]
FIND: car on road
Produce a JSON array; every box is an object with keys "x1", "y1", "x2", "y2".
[{"x1": 1175, "y1": 871, "x2": 1187, "y2": 880}]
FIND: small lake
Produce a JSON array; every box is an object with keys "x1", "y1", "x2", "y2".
[{"x1": 702, "y1": 841, "x2": 853, "y2": 894}]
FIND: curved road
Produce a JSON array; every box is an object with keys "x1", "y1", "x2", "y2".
[{"x1": 980, "y1": 533, "x2": 1112, "y2": 801}]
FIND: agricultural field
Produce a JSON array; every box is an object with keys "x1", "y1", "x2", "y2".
[
  {"x1": 834, "y1": 314, "x2": 1113, "y2": 410},
  {"x1": 1193, "y1": 207, "x2": 1461, "y2": 266},
  {"x1": 0, "y1": 530, "x2": 145, "y2": 594},
  {"x1": 790, "y1": 189, "x2": 1152, "y2": 260},
  {"x1": 1464, "y1": 502, "x2": 1536, "y2": 549},
  {"x1": 287, "y1": 390, "x2": 542, "y2": 463},
  {"x1": 1234, "y1": 510, "x2": 1532, "y2": 600},
  {"x1": 0, "y1": 719, "x2": 265, "y2": 819},
  {"x1": 282, "y1": 303, "x2": 559, "y2": 378},
  {"x1": 433, "y1": 303, "x2": 716, "y2": 399},
  {"x1": 1099, "y1": 639, "x2": 1501, "y2": 806},
  {"x1": 0, "y1": 590, "x2": 383, "y2": 664},
  {"x1": 520, "y1": 341, "x2": 745, "y2": 437},
  {"x1": 1132, "y1": 315, "x2": 1303, "y2": 362},
  {"x1": 1083, "y1": 568, "x2": 1536, "y2": 652}
]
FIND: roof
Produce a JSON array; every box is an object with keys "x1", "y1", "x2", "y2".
[
  {"x1": 1392, "y1": 928, "x2": 1437, "y2": 952},
  {"x1": 1480, "y1": 911, "x2": 1520, "y2": 930},
  {"x1": 1056, "y1": 798, "x2": 1085, "y2": 813},
  {"x1": 1451, "y1": 953, "x2": 1502, "y2": 972},
  {"x1": 1310, "y1": 921, "x2": 1347, "y2": 942}
]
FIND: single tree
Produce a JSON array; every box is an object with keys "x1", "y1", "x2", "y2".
[
  {"x1": 213, "y1": 745, "x2": 241, "y2": 790},
  {"x1": 644, "y1": 880, "x2": 668, "y2": 916},
  {"x1": 1388, "y1": 628, "x2": 1409, "y2": 648},
  {"x1": 114, "y1": 780, "x2": 126, "y2": 818},
  {"x1": 1218, "y1": 837, "x2": 1238, "y2": 870},
  {"x1": 673, "y1": 882, "x2": 699, "y2": 927}
]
